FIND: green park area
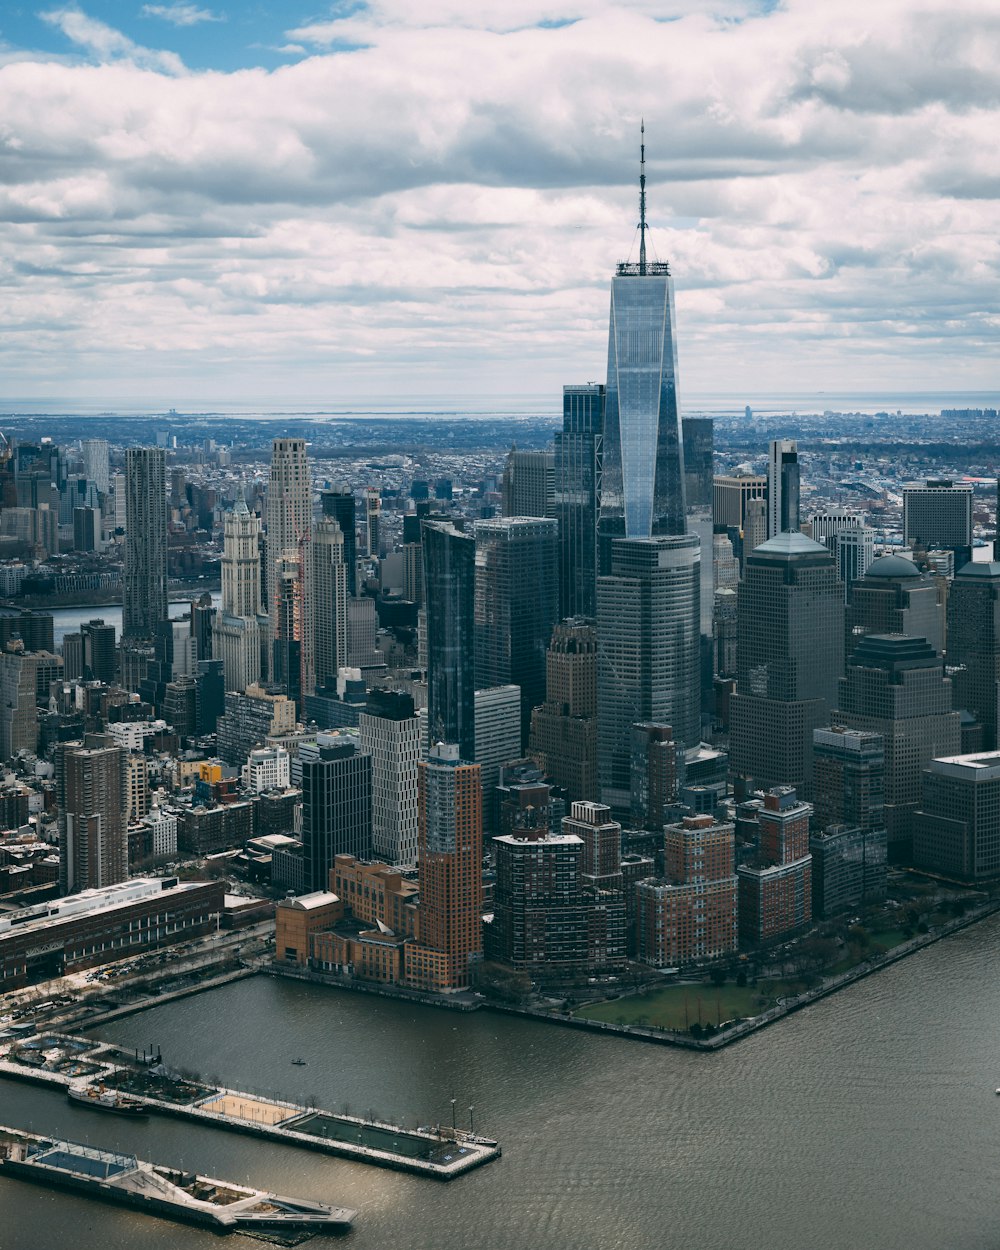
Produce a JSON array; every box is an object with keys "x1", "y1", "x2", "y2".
[{"x1": 572, "y1": 925, "x2": 919, "y2": 1034}]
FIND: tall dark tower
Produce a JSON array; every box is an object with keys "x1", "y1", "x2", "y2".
[
  {"x1": 321, "y1": 488, "x2": 358, "y2": 595},
  {"x1": 422, "y1": 520, "x2": 476, "y2": 761},
  {"x1": 123, "y1": 447, "x2": 167, "y2": 639},
  {"x1": 555, "y1": 384, "x2": 604, "y2": 619},
  {"x1": 599, "y1": 125, "x2": 686, "y2": 567}
]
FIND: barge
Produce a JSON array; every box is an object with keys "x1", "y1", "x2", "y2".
[{"x1": 0, "y1": 1125, "x2": 355, "y2": 1237}]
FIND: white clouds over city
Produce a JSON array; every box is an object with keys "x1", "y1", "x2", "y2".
[{"x1": 1, "y1": 0, "x2": 998, "y2": 404}]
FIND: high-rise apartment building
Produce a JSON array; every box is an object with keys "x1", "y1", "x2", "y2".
[
  {"x1": 123, "y1": 448, "x2": 167, "y2": 639},
  {"x1": 597, "y1": 536, "x2": 701, "y2": 814},
  {"x1": 563, "y1": 800, "x2": 623, "y2": 890},
  {"x1": 529, "y1": 619, "x2": 598, "y2": 804},
  {"x1": 299, "y1": 733, "x2": 372, "y2": 892},
  {"x1": 81, "y1": 438, "x2": 110, "y2": 496},
  {"x1": 213, "y1": 498, "x2": 264, "y2": 693},
  {"x1": 56, "y1": 735, "x2": 128, "y2": 894},
  {"x1": 555, "y1": 383, "x2": 603, "y2": 619},
  {"x1": 767, "y1": 439, "x2": 800, "y2": 539},
  {"x1": 473, "y1": 684, "x2": 523, "y2": 833},
  {"x1": 474, "y1": 517, "x2": 559, "y2": 746},
  {"x1": 903, "y1": 479, "x2": 973, "y2": 567},
  {"x1": 636, "y1": 813, "x2": 737, "y2": 967},
  {"x1": 215, "y1": 683, "x2": 297, "y2": 766},
  {"x1": 947, "y1": 562, "x2": 1000, "y2": 749},
  {"x1": 265, "y1": 439, "x2": 311, "y2": 666},
  {"x1": 307, "y1": 516, "x2": 349, "y2": 693},
  {"x1": 736, "y1": 787, "x2": 812, "y2": 945},
  {"x1": 599, "y1": 131, "x2": 686, "y2": 558},
  {"x1": 0, "y1": 644, "x2": 61, "y2": 759},
  {"x1": 405, "y1": 743, "x2": 483, "y2": 993},
  {"x1": 845, "y1": 553, "x2": 944, "y2": 659},
  {"x1": 833, "y1": 634, "x2": 961, "y2": 861},
  {"x1": 359, "y1": 689, "x2": 420, "y2": 866},
  {"x1": 364, "y1": 486, "x2": 381, "y2": 559},
  {"x1": 729, "y1": 532, "x2": 843, "y2": 796},
  {"x1": 422, "y1": 520, "x2": 475, "y2": 760},
  {"x1": 630, "y1": 723, "x2": 682, "y2": 830},
  {"x1": 809, "y1": 823, "x2": 887, "y2": 918},
  {"x1": 501, "y1": 448, "x2": 555, "y2": 519}
]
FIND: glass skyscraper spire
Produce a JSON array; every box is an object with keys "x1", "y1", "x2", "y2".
[{"x1": 600, "y1": 125, "x2": 686, "y2": 560}]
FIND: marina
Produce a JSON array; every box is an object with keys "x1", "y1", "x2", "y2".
[
  {"x1": 0, "y1": 1124, "x2": 355, "y2": 1239},
  {"x1": 0, "y1": 1028, "x2": 500, "y2": 1180}
]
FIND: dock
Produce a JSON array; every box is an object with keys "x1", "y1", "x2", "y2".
[
  {"x1": 0, "y1": 1124, "x2": 355, "y2": 1238},
  {"x1": 0, "y1": 1030, "x2": 500, "y2": 1180}
]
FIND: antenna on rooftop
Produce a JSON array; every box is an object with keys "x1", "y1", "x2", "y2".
[{"x1": 639, "y1": 120, "x2": 647, "y2": 276}]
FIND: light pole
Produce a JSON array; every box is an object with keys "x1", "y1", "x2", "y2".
[
  {"x1": 468, "y1": 1105, "x2": 474, "y2": 1135},
  {"x1": 450, "y1": 1098, "x2": 456, "y2": 1134}
]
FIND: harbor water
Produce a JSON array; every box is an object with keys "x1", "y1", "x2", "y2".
[{"x1": 2, "y1": 912, "x2": 1000, "y2": 1249}]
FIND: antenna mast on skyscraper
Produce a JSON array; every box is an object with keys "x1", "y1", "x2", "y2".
[{"x1": 638, "y1": 120, "x2": 647, "y2": 276}]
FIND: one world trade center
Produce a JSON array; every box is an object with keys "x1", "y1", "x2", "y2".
[{"x1": 599, "y1": 124, "x2": 686, "y2": 566}]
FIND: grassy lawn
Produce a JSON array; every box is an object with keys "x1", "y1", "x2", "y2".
[{"x1": 573, "y1": 980, "x2": 802, "y2": 1032}]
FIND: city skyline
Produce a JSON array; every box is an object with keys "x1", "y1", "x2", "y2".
[{"x1": 0, "y1": 1, "x2": 997, "y2": 404}]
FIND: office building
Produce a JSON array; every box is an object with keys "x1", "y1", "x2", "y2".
[
  {"x1": 359, "y1": 689, "x2": 420, "y2": 866},
  {"x1": 471, "y1": 684, "x2": 522, "y2": 832},
  {"x1": 346, "y1": 595, "x2": 378, "y2": 669},
  {"x1": 913, "y1": 752, "x2": 1000, "y2": 883},
  {"x1": 812, "y1": 727, "x2": 885, "y2": 833},
  {"x1": 846, "y1": 553, "x2": 944, "y2": 660},
  {"x1": 636, "y1": 814, "x2": 737, "y2": 967},
  {"x1": 474, "y1": 517, "x2": 559, "y2": 746},
  {"x1": 501, "y1": 448, "x2": 555, "y2": 519},
  {"x1": 404, "y1": 743, "x2": 483, "y2": 993},
  {"x1": 242, "y1": 744, "x2": 291, "y2": 794},
  {"x1": 767, "y1": 439, "x2": 800, "y2": 539},
  {"x1": 903, "y1": 480, "x2": 973, "y2": 567},
  {"x1": 321, "y1": 488, "x2": 358, "y2": 595},
  {"x1": 729, "y1": 532, "x2": 843, "y2": 797},
  {"x1": 810, "y1": 823, "x2": 887, "y2": 918},
  {"x1": 833, "y1": 634, "x2": 961, "y2": 861},
  {"x1": 215, "y1": 683, "x2": 297, "y2": 766},
  {"x1": 73, "y1": 506, "x2": 100, "y2": 551},
  {"x1": 528, "y1": 619, "x2": 598, "y2": 804},
  {"x1": 265, "y1": 438, "x2": 311, "y2": 664},
  {"x1": 597, "y1": 535, "x2": 701, "y2": 815},
  {"x1": 947, "y1": 562, "x2": 1000, "y2": 749},
  {"x1": 0, "y1": 645, "x2": 61, "y2": 759},
  {"x1": 555, "y1": 383, "x2": 603, "y2": 618},
  {"x1": 55, "y1": 735, "x2": 128, "y2": 895},
  {"x1": 123, "y1": 448, "x2": 167, "y2": 638},
  {"x1": 835, "y1": 527, "x2": 875, "y2": 600},
  {"x1": 599, "y1": 130, "x2": 686, "y2": 559},
  {"x1": 422, "y1": 520, "x2": 476, "y2": 760},
  {"x1": 307, "y1": 517, "x2": 349, "y2": 692},
  {"x1": 811, "y1": 507, "x2": 865, "y2": 549},
  {"x1": 713, "y1": 473, "x2": 768, "y2": 533},
  {"x1": 299, "y1": 733, "x2": 372, "y2": 892},
  {"x1": 682, "y1": 417, "x2": 713, "y2": 509}
]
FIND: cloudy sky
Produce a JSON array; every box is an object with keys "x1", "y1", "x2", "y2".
[{"x1": 1, "y1": 0, "x2": 998, "y2": 408}]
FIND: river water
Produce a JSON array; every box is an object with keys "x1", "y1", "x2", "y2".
[
  {"x1": 3, "y1": 916, "x2": 1000, "y2": 1250},
  {"x1": 48, "y1": 594, "x2": 222, "y2": 649}
]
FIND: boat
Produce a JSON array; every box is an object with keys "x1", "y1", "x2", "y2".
[
  {"x1": 291, "y1": 1057, "x2": 307, "y2": 1066},
  {"x1": 67, "y1": 1085, "x2": 149, "y2": 1117}
]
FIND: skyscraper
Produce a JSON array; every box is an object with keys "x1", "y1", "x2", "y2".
[
  {"x1": 729, "y1": 532, "x2": 843, "y2": 796},
  {"x1": 834, "y1": 526, "x2": 875, "y2": 601},
  {"x1": 123, "y1": 447, "x2": 167, "y2": 639},
  {"x1": 406, "y1": 743, "x2": 483, "y2": 992},
  {"x1": 265, "y1": 438, "x2": 311, "y2": 666},
  {"x1": 474, "y1": 517, "x2": 559, "y2": 746},
  {"x1": 599, "y1": 128, "x2": 686, "y2": 559},
  {"x1": 307, "y1": 516, "x2": 349, "y2": 693},
  {"x1": 321, "y1": 487, "x2": 358, "y2": 595},
  {"x1": 529, "y1": 618, "x2": 598, "y2": 804},
  {"x1": 947, "y1": 562, "x2": 1000, "y2": 749},
  {"x1": 359, "y1": 689, "x2": 420, "y2": 866},
  {"x1": 597, "y1": 535, "x2": 701, "y2": 815},
  {"x1": 845, "y1": 553, "x2": 944, "y2": 659},
  {"x1": 767, "y1": 438, "x2": 800, "y2": 538},
  {"x1": 555, "y1": 383, "x2": 604, "y2": 619},
  {"x1": 422, "y1": 520, "x2": 476, "y2": 760},
  {"x1": 903, "y1": 479, "x2": 973, "y2": 568},
  {"x1": 681, "y1": 417, "x2": 714, "y2": 509},
  {"x1": 299, "y1": 733, "x2": 372, "y2": 892},
  {"x1": 501, "y1": 447, "x2": 555, "y2": 519},
  {"x1": 213, "y1": 498, "x2": 264, "y2": 693},
  {"x1": 81, "y1": 438, "x2": 110, "y2": 496},
  {"x1": 56, "y1": 735, "x2": 128, "y2": 894}
]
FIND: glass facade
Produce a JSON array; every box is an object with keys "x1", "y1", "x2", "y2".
[
  {"x1": 600, "y1": 267, "x2": 686, "y2": 562},
  {"x1": 555, "y1": 383, "x2": 603, "y2": 619},
  {"x1": 422, "y1": 520, "x2": 476, "y2": 761}
]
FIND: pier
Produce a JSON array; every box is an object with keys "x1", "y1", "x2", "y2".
[
  {"x1": 0, "y1": 1124, "x2": 354, "y2": 1239},
  {"x1": 0, "y1": 1030, "x2": 500, "y2": 1180}
]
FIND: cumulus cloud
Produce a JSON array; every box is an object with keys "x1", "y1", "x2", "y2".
[
  {"x1": 141, "y1": 4, "x2": 225, "y2": 26},
  {"x1": 2, "y1": 0, "x2": 999, "y2": 401}
]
